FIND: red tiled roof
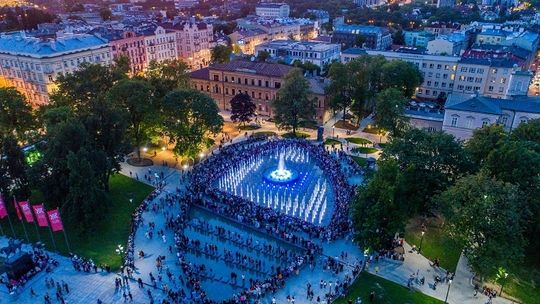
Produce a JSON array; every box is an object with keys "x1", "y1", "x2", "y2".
[{"x1": 208, "y1": 60, "x2": 295, "y2": 77}]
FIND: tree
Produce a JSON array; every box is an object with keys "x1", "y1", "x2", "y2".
[
  {"x1": 465, "y1": 124, "x2": 507, "y2": 167},
  {"x1": 0, "y1": 135, "x2": 31, "y2": 200},
  {"x1": 0, "y1": 87, "x2": 34, "y2": 141},
  {"x1": 380, "y1": 60, "x2": 423, "y2": 98},
  {"x1": 99, "y1": 7, "x2": 112, "y2": 21},
  {"x1": 352, "y1": 159, "x2": 408, "y2": 250},
  {"x1": 440, "y1": 172, "x2": 526, "y2": 278},
  {"x1": 383, "y1": 129, "x2": 472, "y2": 213},
  {"x1": 256, "y1": 50, "x2": 271, "y2": 62},
  {"x1": 161, "y1": 89, "x2": 223, "y2": 158},
  {"x1": 354, "y1": 35, "x2": 366, "y2": 47},
  {"x1": 272, "y1": 69, "x2": 316, "y2": 135},
  {"x1": 374, "y1": 88, "x2": 409, "y2": 137},
  {"x1": 211, "y1": 45, "x2": 232, "y2": 63},
  {"x1": 145, "y1": 59, "x2": 190, "y2": 98},
  {"x1": 510, "y1": 118, "x2": 540, "y2": 149},
  {"x1": 392, "y1": 29, "x2": 405, "y2": 45},
  {"x1": 230, "y1": 93, "x2": 256, "y2": 126}
]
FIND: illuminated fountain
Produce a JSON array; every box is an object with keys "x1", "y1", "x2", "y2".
[{"x1": 264, "y1": 152, "x2": 299, "y2": 184}]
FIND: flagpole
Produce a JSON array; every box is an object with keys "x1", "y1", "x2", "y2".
[
  {"x1": 57, "y1": 209, "x2": 71, "y2": 252},
  {"x1": 47, "y1": 221, "x2": 57, "y2": 252},
  {"x1": 0, "y1": 221, "x2": 4, "y2": 236},
  {"x1": 32, "y1": 218, "x2": 41, "y2": 243},
  {"x1": 6, "y1": 210, "x2": 16, "y2": 237},
  {"x1": 14, "y1": 196, "x2": 30, "y2": 243}
]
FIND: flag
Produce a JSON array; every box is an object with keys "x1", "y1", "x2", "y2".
[
  {"x1": 13, "y1": 198, "x2": 22, "y2": 220},
  {"x1": 32, "y1": 204, "x2": 48, "y2": 227},
  {"x1": 0, "y1": 195, "x2": 7, "y2": 219},
  {"x1": 47, "y1": 208, "x2": 63, "y2": 232},
  {"x1": 18, "y1": 201, "x2": 34, "y2": 223}
]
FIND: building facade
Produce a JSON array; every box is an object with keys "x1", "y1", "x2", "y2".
[
  {"x1": 331, "y1": 25, "x2": 391, "y2": 50},
  {"x1": 404, "y1": 31, "x2": 435, "y2": 48},
  {"x1": 110, "y1": 31, "x2": 146, "y2": 75},
  {"x1": 143, "y1": 26, "x2": 178, "y2": 64},
  {"x1": 254, "y1": 40, "x2": 341, "y2": 67},
  {"x1": 255, "y1": 3, "x2": 290, "y2": 18},
  {"x1": 162, "y1": 21, "x2": 215, "y2": 70},
  {"x1": 190, "y1": 61, "x2": 328, "y2": 122},
  {"x1": 0, "y1": 32, "x2": 112, "y2": 107}
]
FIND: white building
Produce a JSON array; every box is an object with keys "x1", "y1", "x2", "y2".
[
  {"x1": 143, "y1": 26, "x2": 178, "y2": 64},
  {"x1": 427, "y1": 33, "x2": 466, "y2": 56},
  {"x1": 255, "y1": 3, "x2": 290, "y2": 18},
  {"x1": 0, "y1": 32, "x2": 112, "y2": 107},
  {"x1": 255, "y1": 40, "x2": 341, "y2": 67},
  {"x1": 443, "y1": 94, "x2": 540, "y2": 140},
  {"x1": 161, "y1": 21, "x2": 215, "y2": 70}
]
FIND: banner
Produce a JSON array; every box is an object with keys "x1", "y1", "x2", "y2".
[
  {"x1": 0, "y1": 195, "x2": 7, "y2": 219},
  {"x1": 47, "y1": 209, "x2": 64, "y2": 232},
  {"x1": 18, "y1": 201, "x2": 34, "y2": 223},
  {"x1": 13, "y1": 198, "x2": 22, "y2": 220},
  {"x1": 32, "y1": 204, "x2": 48, "y2": 227}
]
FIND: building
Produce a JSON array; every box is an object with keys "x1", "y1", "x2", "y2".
[
  {"x1": 110, "y1": 31, "x2": 146, "y2": 75},
  {"x1": 307, "y1": 10, "x2": 330, "y2": 26},
  {"x1": 403, "y1": 31, "x2": 436, "y2": 48},
  {"x1": 404, "y1": 102, "x2": 444, "y2": 132},
  {"x1": 190, "y1": 60, "x2": 328, "y2": 122},
  {"x1": 229, "y1": 29, "x2": 269, "y2": 55},
  {"x1": 437, "y1": 0, "x2": 455, "y2": 7},
  {"x1": 353, "y1": 0, "x2": 384, "y2": 7},
  {"x1": 423, "y1": 22, "x2": 461, "y2": 36},
  {"x1": 254, "y1": 40, "x2": 341, "y2": 67},
  {"x1": 143, "y1": 26, "x2": 178, "y2": 65},
  {"x1": 236, "y1": 17, "x2": 317, "y2": 42},
  {"x1": 0, "y1": 32, "x2": 112, "y2": 107},
  {"x1": 442, "y1": 94, "x2": 540, "y2": 140},
  {"x1": 255, "y1": 3, "x2": 290, "y2": 18},
  {"x1": 426, "y1": 33, "x2": 466, "y2": 56},
  {"x1": 342, "y1": 48, "x2": 532, "y2": 100},
  {"x1": 161, "y1": 21, "x2": 215, "y2": 70},
  {"x1": 331, "y1": 25, "x2": 391, "y2": 50}
]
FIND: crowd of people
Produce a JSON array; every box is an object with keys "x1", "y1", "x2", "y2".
[{"x1": 189, "y1": 139, "x2": 356, "y2": 243}]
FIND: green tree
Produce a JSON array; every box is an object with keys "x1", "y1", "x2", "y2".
[
  {"x1": 0, "y1": 135, "x2": 31, "y2": 200},
  {"x1": 256, "y1": 50, "x2": 271, "y2": 62},
  {"x1": 107, "y1": 79, "x2": 155, "y2": 160},
  {"x1": 272, "y1": 69, "x2": 316, "y2": 135},
  {"x1": 211, "y1": 45, "x2": 232, "y2": 63},
  {"x1": 352, "y1": 159, "x2": 408, "y2": 250},
  {"x1": 392, "y1": 29, "x2": 405, "y2": 45},
  {"x1": 465, "y1": 124, "x2": 507, "y2": 167},
  {"x1": 380, "y1": 60, "x2": 423, "y2": 98},
  {"x1": 383, "y1": 129, "x2": 472, "y2": 213},
  {"x1": 99, "y1": 7, "x2": 112, "y2": 21},
  {"x1": 145, "y1": 59, "x2": 190, "y2": 98},
  {"x1": 440, "y1": 172, "x2": 526, "y2": 278},
  {"x1": 230, "y1": 93, "x2": 256, "y2": 126},
  {"x1": 374, "y1": 88, "x2": 409, "y2": 137},
  {"x1": 0, "y1": 87, "x2": 34, "y2": 141},
  {"x1": 161, "y1": 89, "x2": 223, "y2": 158}
]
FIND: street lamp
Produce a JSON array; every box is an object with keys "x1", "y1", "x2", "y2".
[
  {"x1": 419, "y1": 230, "x2": 425, "y2": 253},
  {"x1": 499, "y1": 272, "x2": 509, "y2": 296},
  {"x1": 332, "y1": 126, "x2": 335, "y2": 137},
  {"x1": 444, "y1": 279, "x2": 452, "y2": 303}
]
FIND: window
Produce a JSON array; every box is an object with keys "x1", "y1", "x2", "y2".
[
  {"x1": 457, "y1": 85, "x2": 464, "y2": 90},
  {"x1": 437, "y1": 64, "x2": 442, "y2": 69},
  {"x1": 469, "y1": 68, "x2": 476, "y2": 73},
  {"x1": 466, "y1": 116, "x2": 474, "y2": 128},
  {"x1": 498, "y1": 87, "x2": 504, "y2": 93},
  {"x1": 520, "y1": 116, "x2": 529, "y2": 124},
  {"x1": 488, "y1": 86, "x2": 494, "y2": 92},
  {"x1": 275, "y1": 82, "x2": 281, "y2": 88},
  {"x1": 427, "y1": 81, "x2": 432, "y2": 86},
  {"x1": 213, "y1": 75, "x2": 219, "y2": 81},
  {"x1": 465, "y1": 86, "x2": 472, "y2": 91},
  {"x1": 477, "y1": 68, "x2": 484, "y2": 74},
  {"x1": 500, "y1": 115, "x2": 508, "y2": 126},
  {"x1": 482, "y1": 119, "x2": 490, "y2": 127},
  {"x1": 460, "y1": 67, "x2": 467, "y2": 72},
  {"x1": 244, "y1": 78, "x2": 248, "y2": 85},
  {"x1": 451, "y1": 115, "x2": 459, "y2": 127}
]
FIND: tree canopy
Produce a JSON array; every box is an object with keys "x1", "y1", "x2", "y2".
[{"x1": 230, "y1": 93, "x2": 256, "y2": 126}]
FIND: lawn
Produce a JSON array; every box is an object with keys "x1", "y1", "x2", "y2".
[
  {"x1": 351, "y1": 156, "x2": 367, "y2": 166},
  {"x1": 238, "y1": 125, "x2": 261, "y2": 130},
  {"x1": 404, "y1": 218, "x2": 462, "y2": 272},
  {"x1": 3, "y1": 174, "x2": 153, "y2": 269},
  {"x1": 324, "y1": 138, "x2": 341, "y2": 145},
  {"x1": 363, "y1": 126, "x2": 383, "y2": 134},
  {"x1": 351, "y1": 147, "x2": 378, "y2": 154},
  {"x1": 346, "y1": 137, "x2": 372, "y2": 145},
  {"x1": 282, "y1": 132, "x2": 310, "y2": 139},
  {"x1": 498, "y1": 250, "x2": 540, "y2": 304},
  {"x1": 252, "y1": 131, "x2": 277, "y2": 138},
  {"x1": 335, "y1": 272, "x2": 444, "y2": 304},
  {"x1": 334, "y1": 120, "x2": 358, "y2": 130}
]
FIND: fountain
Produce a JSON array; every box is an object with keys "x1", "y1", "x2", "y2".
[{"x1": 264, "y1": 152, "x2": 299, "y2": 184}]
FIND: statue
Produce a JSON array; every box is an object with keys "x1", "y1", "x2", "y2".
[{"x1": 0, "y1": 238, "x2": 22, "y2": 259}]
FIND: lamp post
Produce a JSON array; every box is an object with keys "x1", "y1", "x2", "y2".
[
  {"x1": 499, "y1": 272, "x2": 509, "y2": 296},
  {"x1": 419, "y1": 230, "x2": 425, "y2": 253},
  {"x1": 332, "y1": 126, "x2": 335, "y2": 137},
  {"x1": 444, "y1": 279, "x2": 452, "y2": 303}
]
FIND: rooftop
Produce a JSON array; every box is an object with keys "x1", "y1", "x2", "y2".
[
  {"x1": 334, "y1": 24, "x2": 389, "y2": 35},
  {"x1": 256, "y1": 40, "x2": 340, "y2": 51},
  {"x1": 446, "y1": 95, "x2": 540, "y2": 115},
  {"x1": 256, "y1": 3, "x2": 289, "y2": 8},
  {"x1": 0, "y1": 32, "x2": 109, "y2": 58},
  {"x1": 193, "y1": 60, "x2": 295, "y2": 78}
]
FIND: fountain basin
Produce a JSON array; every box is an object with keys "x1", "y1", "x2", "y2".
[{"x1": 263, "y1": 167, "x2": 299, "y2": 184}]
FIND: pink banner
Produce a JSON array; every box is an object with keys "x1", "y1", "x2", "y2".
[
  {"x1": 18, "y1": 201, "x2": 34, "y2": 223},
  {"x1": 47, "y1": 208, "x2": 64, "y2": 232},
  {"x1": 32, "y1": 204, "x2": 48, "y2": 227},
  {"x1": 13, "y1": 199, "x2": 22, "y2": 220},
  {"x1": 0, "y1": 195, "x2": 7, "y2": 219}
]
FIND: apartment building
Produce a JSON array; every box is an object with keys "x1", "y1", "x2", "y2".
[
  {"x1": 229, "y1": 29, "x2": 269, "y2": 55},
  {"x1": 0, "y1": 32, "x2": 112, "y2": 107},
  {"x1": 110, "y1": 31, "x2": 146, "y2": 75},
  {"x1": 161, "y1": 21, "x2": 215, "y2": 70},
  {"x1": 236, "y1": 17, "x2": 317, "y2": 43},
  {"x1": 190, "y1": 61, "x2": 328, "y2": 122},
  {"x1": 254, "y1": 40, "x2": 341, "y2": 67},
  {"x1": 143, "y1": 26, "x2": 177, "y2": 64},
  {"x1": 331, "y1": 25, "x2": 391, "y2": 50},
  {"x1": 255, "y1": 3, "x2": 290, "y2": 18}
]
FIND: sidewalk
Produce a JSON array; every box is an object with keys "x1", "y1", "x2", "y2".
[{"x1": 367, "y1": 242, "x2": 514, "y2": 304}]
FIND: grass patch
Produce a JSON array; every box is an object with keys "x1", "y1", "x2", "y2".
[
  {"x1": 351, "y1": 156, "x2": 367, "y2": 166},
  {"x1": 334, "y1": 120, "x2": 358, "y2": 130},
  {"x1": 335, "y1": 272, "x2": 444, "y2": 304},
  {"x1": 497, "y1": 250, "x2": 540, "y2": 304},
  {"x1": 351, "y1": 147, "x2": 378, "y2": 154},
  {"x1": 404, "y1": 218, "x2": 461, "y2": 272},
  {"x1": 238, "y1": 125, "x2": 261, "y2": 130},
  {"x1": 252, "y1": 131, "x2": 277, "y2": 138},
  {"x1": 324, "y1": 138, "x2": 341, "y2": 145},
  {"x1": 282, "y1": 132, "x2": 310, "y2": 139},
  {"x1": 379, "y1": 143, "x2": 388, "y2": 149},
  {"x1": 346, "y1": 137, "x2": 372, "y2": 145},
  {"x1": 5, "y1": 174, "x2": 153, "y2": 270},
  {"x1": 363, "y1": 126, "x2": 383, "y2": 134}
]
